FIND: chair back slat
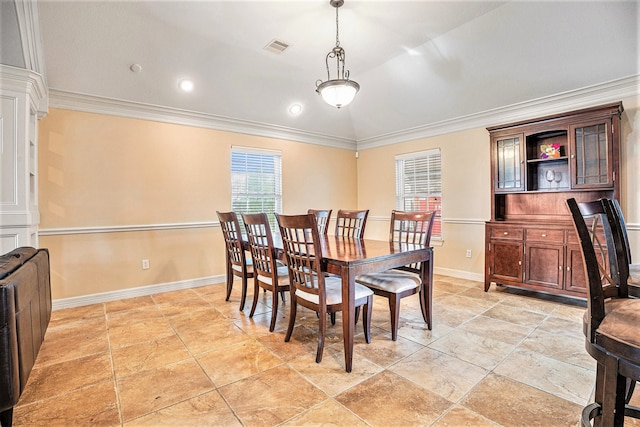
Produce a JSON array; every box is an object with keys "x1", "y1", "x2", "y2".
[
  {"x1": 335, "y1": 209, "x2": 369, "y2": 239},
  {"x1": 566, "y1": 198, "x2": 627, "y2": 342},
  {"x1": 242, "y1": 213, "x2": 277, "y2": 279},
  {"x1": 308, "y1": 209, "x2": 332, "y2": 236},
  {"x1": 277, "y1": 214, "x2": 324, "y2": 298},
  {"x1": 217, "y1": 211, "x2": 247, "y2": 268},
  {"x1": 389, "y1": 210, "x2": 436, "y2": 272}
]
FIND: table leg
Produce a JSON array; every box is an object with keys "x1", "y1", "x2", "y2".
[{"x1": 341, "y1": 265, "x2": 355, "y2": 373}]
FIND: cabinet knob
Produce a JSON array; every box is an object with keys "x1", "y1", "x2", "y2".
[
  {"x1": 503, "y1": 232, "x2": 509, "y2": 235},
  {"x1": 571, "y1": 154, "x2": 575, "y2": 159},
  {"x1": 567, "y1": 266, "x2": 571, "y2": 271},
  {"x1": 559, "y1": 266, "x2": 563, "y2": 270},
  {"x1": 518, "y1": 261, "x2": 522, "y2": 265},
  {"x1": 541, "y1": 234, "x2": 547, "y2": 237}
]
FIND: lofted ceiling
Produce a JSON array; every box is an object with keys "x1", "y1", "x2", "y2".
[{"x1": 30, "y1": 1, "x2": 640, "y2": 148}]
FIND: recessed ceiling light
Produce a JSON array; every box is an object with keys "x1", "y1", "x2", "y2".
[
  {"x1": 129, "y1": 63, "x2": 142, "y2": 73},
  {"x1": 289, "y1": 103, "x2": 303, "y2": 115},
  {"x1": 179, "y1": 79, "x2": 194, "y2": 92}
]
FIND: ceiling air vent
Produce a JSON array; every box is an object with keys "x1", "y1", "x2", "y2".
[{"x1": 264, "y1": 39, "x2": 290, "y2": 54}]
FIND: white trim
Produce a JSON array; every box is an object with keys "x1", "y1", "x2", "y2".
[
  {"x1": 52, "y1": 275, "x2": 226, "y2": 310},
  {"x1": 39, "y1": 221, "x2": 218, "y2": 236},
  {"x1": 395, "y1": 148, "x2": 440, "y2": 161},
  {"x1": 14, "y1": 0, "x2": 46, "y2": 78},
  {"x1": 357, "y1": 75, "x2": 640, "y2": 150},
  {"x1": 231, "y1": 145, "x2": 281, "y2": 156},
  {"x1": 46, "y1": 76, "x2": 638, "y2": 150},
  {"x1": 443, "y1": 218, "x2": 487, "y2": 225},
  {"x1": 434, "y1": 266, "x2": 484, "y2": 283},
  {"x1": 47, "y1": 89, "x2": 355, "y2": 150}
]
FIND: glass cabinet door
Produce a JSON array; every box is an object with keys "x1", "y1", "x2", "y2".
[
  {"x1": 495, "y1": 134, "x2": 523, "y2": 192},
  {"x1": 571, "y1": 121, "x2": 613, "y2": 188}
]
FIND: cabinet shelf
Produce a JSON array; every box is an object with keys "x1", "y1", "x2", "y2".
[{"x1": 527, "y1": 156, "x2": 569, "y2": 164}]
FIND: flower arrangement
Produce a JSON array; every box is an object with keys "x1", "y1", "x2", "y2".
[{"x1": 540, "y1": 143, "x2": 561, "y2": 159}]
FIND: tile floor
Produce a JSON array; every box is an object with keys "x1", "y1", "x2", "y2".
[{"x1": 12, "y1": 275, "x2": 640, "y2": 426}]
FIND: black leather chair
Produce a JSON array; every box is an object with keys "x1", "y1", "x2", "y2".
[{"x1": 0, "y1": 247, "x2": 52, "y2": 427}]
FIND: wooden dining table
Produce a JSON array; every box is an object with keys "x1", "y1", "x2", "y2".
[
  {"x1": 241, "y1": 233, "x2": 434, "y2": 372},
  {"x1": 319, "y1": 236, "x2": 434, "y2": 372}
]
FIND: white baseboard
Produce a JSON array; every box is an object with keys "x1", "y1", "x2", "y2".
[
  {"x1": 51, "y1": 275, "x2": 226, "y2": 310},
  {"x1": 433, "y1": 267, "x2": 484, "y2": 283}
]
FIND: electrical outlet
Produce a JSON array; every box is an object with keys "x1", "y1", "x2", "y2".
[
  {"x1": 465, "y1": 249, "x2": 472, "y2": 258},
  {"x1": 142, "y1": 259, "x2": 150, "y2": 270}
]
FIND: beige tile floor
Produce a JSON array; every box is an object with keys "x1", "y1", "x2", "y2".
[{"x1": 11, "y1": 275, "x2": 640, "y2": 426}]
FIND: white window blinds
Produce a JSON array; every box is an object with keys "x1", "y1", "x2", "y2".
[
  {"x1": 395, "y1": 149, "x2": 442, "y2": 238},
  {"x1": 231, "y1": 147, "x2": 282, "y2": 228}
]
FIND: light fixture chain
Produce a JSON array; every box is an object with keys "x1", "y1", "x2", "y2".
[{"x1": 335, "y1": 5, "x2": 340, "y2": 47}]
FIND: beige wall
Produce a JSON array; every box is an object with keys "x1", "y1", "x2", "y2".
[
  {"x1": 38, "y1": 108, "x2": 357, "y2": 300},
  {"x1": 38, "y1": 97, "x2": 640, "y2": 302},
  {"x1": 357, "y1": 128, "x2": 491, "y2": 278},
  {"x1": 357, "y1": 95, "x2": 640, "y2": 279}
]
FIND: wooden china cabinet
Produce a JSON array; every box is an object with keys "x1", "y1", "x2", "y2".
[{"x1": 485, "y1": 102, "x2": 623, "y2": 298}]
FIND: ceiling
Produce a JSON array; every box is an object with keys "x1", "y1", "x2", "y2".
[{"x1": 29, "y1": 1, "x2": 640, "y2": 147}]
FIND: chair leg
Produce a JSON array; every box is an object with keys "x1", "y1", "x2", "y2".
[
  {"x1": 363, "y1": 295, "x2": 373, "y2": 344},
  {"x1": 389, "y1": 294, "x2": 401, "y2": 341},
  {"x1": 601, "y1": 355, "x2": 624, "y2": 427},
  {"x1": 269, "y1": 285, "x2": 278, "y2": 332},
  {"x1": 249, "y1": 278, "x2": 260, "y2": 318},
  {"x1": 354, "y1": 306, "x2": 360, "y2": 324},
  {"x1": 330, "y1": 312, "x2": 336, "y2": 325},
  {"x1": 239, "y1": 274, "x2": 248, "y2": 311},
  {"x1": 280, "y1": 290, "x2": 286, "y2": 302},
  {"x1": 316, "y1": 308, "x2": 327, "y2": 363},
  {"x1": 225, "y1": 263, "x2": 233, "y2": 302},
  {"x1": 418, "y1": 284, "x2": 432, "y2": 330},
  {"x1": 0, "y1": 407, "x2": 12, "y2": 427},
  {"x1": 285, "y1": 294, "x2": 297, "y2": 342}
]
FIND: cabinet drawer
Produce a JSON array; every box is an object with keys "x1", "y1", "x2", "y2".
[
  {"x1": 490, "y1": 226, "x2": 523, "y2": 240},
  {"x1": 525, "y1": 229, "x2": 565, "y2": 243}
]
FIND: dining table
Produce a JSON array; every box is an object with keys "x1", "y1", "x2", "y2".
[{"x1": 319, "y1": 236, "x2": 434, "y2": 372}]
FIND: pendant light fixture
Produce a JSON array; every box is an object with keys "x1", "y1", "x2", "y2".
[{"x1": 316, "y1": 0, "x2": 360, "y2": 109}]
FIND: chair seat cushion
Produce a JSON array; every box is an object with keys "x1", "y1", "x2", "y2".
[
  {"x1": 629, "y1": 263, "x2": 640, "y2": 286},
  {"x1": 296, "y1": 277, "x2": 373, "y2": 306},
  {"x1": 257, "y1": 266, "x2": 290, "y2": 286},
  {"x1": 355, "y1": 270, "x2": 421, "y2": 293},
  {"x1": 595, "y1": 298, "x2": 640, "y2": 364},
  {"x1": 232, "y1": 261, "x2": 253, "y2": 274}
]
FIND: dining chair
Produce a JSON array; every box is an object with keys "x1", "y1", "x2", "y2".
[
  {"x1": 276, "y1": 213, "x2": 373, "y2": 363},
  {"x1": 308, "y1": 209, "x2": 332, "y2": 235},
  {"x1": 216, "y1": 211, "x2": 253, "y2": 311},
  {"x1": 566, "y1": 198, "x2": 640, "y2": 426},
  {"x1": 609, "y1": 199, "x2": 640, "y2": 287},
  {"x1": 355, "y1": 210, "x2": 435, "y2": 341},
  {"x1": 334, "y1": 209, "x2": 369, "y2": 239},
  {"x1": 242, "y1": 213, "x2": 290, "y2": 332}
]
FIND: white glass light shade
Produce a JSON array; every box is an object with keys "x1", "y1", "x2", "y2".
[{"x1": 317, "y1": 79, "x2": 360, "y2": 108}]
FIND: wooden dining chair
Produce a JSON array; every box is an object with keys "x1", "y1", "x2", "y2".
[
  {"x1": 567, "y1": 198, "x2": 640, "y2": 426},
  {"x1": 276, "y1": 213, "x2": 373, "y2": 363},
  {"x1": 334, "y1": 209, "x2": 369, "y2": 239},
  {"x1": 308, "y1": 209, "x2": 332, "y2": 235},
  {"x1": 242, "y1": 213, "x2": 290, "y2": 332},
  {"x1": 355, "y1": 210, "x2": 435, "y2": 341},
  {"x1": 609, "y1": 199, "x2": 640, "y2": 287},
  {"x1": 217, "y1": 211, "x2": 253, "y2": 311}
]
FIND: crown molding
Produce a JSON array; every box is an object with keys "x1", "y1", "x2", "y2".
[
  {"x1": 47, "y1": 75, "x2": 639, "y2": 151},
  {"x1": 356, "y1": 74, "x2": 640, "y2": 150},
  {"x1": 0, "y1": 65, "x2": 47, "y2": 107},
  {"x1": 14, "y1": 0, "x2": 46, "y2": 77},
  {"x1": 47, "y1": 89, "x2": 356, "y2": 150}
]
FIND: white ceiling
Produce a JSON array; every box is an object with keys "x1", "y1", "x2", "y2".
[{"x1": 35, "y1": 0, "x2": 639, "y2": 147}]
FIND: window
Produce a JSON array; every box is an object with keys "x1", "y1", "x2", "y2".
[
  {"x1": 395, "y1": 149, "x2": 442, "y2": 238},
  {"x1": 231, "y1": 147, "x2": 282, "y2": 229}
]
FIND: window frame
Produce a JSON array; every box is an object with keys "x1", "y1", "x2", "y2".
[
  {"x1": 230, "y1": 146, "x2": 282, "y2": 229},
  {"x1": 395, "y1": 148, "x2": 442, "y2": 240}
]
